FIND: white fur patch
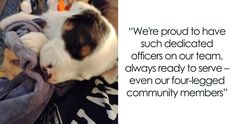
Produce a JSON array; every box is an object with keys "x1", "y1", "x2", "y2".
[{"x1": 0, "y1": 2, "x2": 118, "y2": 84}]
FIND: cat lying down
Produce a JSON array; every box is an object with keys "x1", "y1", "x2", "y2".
[{"x1": 0, "y1": 2, "x2": 118, "y2": 84}]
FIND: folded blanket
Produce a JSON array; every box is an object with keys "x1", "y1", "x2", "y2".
[
  {"x1": 0, "y1": 0, "x2": 22, "y2": 66},
  {"x1": 0, "y1": 18, "x2": 54, "y2": 124}
]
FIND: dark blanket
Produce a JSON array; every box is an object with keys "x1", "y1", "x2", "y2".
[{"x1": 35, "y1": 77, "x2": 118, "y2": 124}]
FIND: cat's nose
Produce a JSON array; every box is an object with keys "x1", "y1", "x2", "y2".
[{"x1": 41, "y1": 66, "x2": 52, "y2": 81}]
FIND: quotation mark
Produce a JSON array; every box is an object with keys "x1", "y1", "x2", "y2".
[
  {"x1": 223, "y1": 88, "x2": 228, "y2": 92},
  {"x1": 129, "y1": 27, "x2": 134, "y2": 31}
]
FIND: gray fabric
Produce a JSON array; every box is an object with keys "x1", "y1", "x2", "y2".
[
  {"x1": 5, "y1": 19, "x2": 44, "y2": 36},
  {"x1": 0, "y1": 19, "x2": 54, "y2": 124},
  {"x1": 5, "y1": 21, "x2": 44, "y2": 37},
  {"x1": 0, "y1": 25, "x2": 6, "y2": 65},
  {"x1": 0, "y1": 0, "x2": 21, "y2": 65},
  {"x1": 4, "y1": 19, "x2": 45, "y2": 82},
  {"x1": 0, "y1": 35, "x2": 5, "y2": 65}
]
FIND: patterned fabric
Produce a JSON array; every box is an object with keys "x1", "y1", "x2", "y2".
[{"x1": 36, "y1": 77, "x2": 118, "y2": 124}]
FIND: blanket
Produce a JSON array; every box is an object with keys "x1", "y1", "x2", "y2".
[{"x1": 0, "y1": 18, "x2": 54, "y2": 124}]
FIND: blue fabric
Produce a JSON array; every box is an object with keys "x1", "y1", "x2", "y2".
[
  {"x1": 0, "y1": 16, "x2": 54, "y2": 124},
  {"x1": 0, "y1": 78, "x2": 8, "y2": 91},
  {"x1": 0, "y1": 0, "x2": 21, "y2": 65},
  {"x1": 0, "y1": 0, "x2": 22, "y2": 21}
]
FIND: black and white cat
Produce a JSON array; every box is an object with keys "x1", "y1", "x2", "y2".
[{"x1": 0, "y1": 2, "x2": 118, "y2": 84}]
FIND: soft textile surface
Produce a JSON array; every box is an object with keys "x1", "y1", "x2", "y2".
[
  {"x1": 0, "y1": 0, "x2": 21, "y2": 21},
  {"x1": 35, "y1": 77, "x2": 118, "y2": 124},
  {"x1": 0, "y1": 19, "x2": 54, "y2": 124},
  {"x1": 0, "y1": 0, "x2": 22, "y2": 65}
]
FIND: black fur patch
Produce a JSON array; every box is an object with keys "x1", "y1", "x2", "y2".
[
  {"x1": 32, "y1": 18, "x2": 47, "y2": 28},
  {"x1": 62, "y1": 9, "x2": 109, "y2": 60}
]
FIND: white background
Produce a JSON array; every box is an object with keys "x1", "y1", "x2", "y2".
[{"x1": 119, "y1": 0, "x2": 236, "y2": 124}]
